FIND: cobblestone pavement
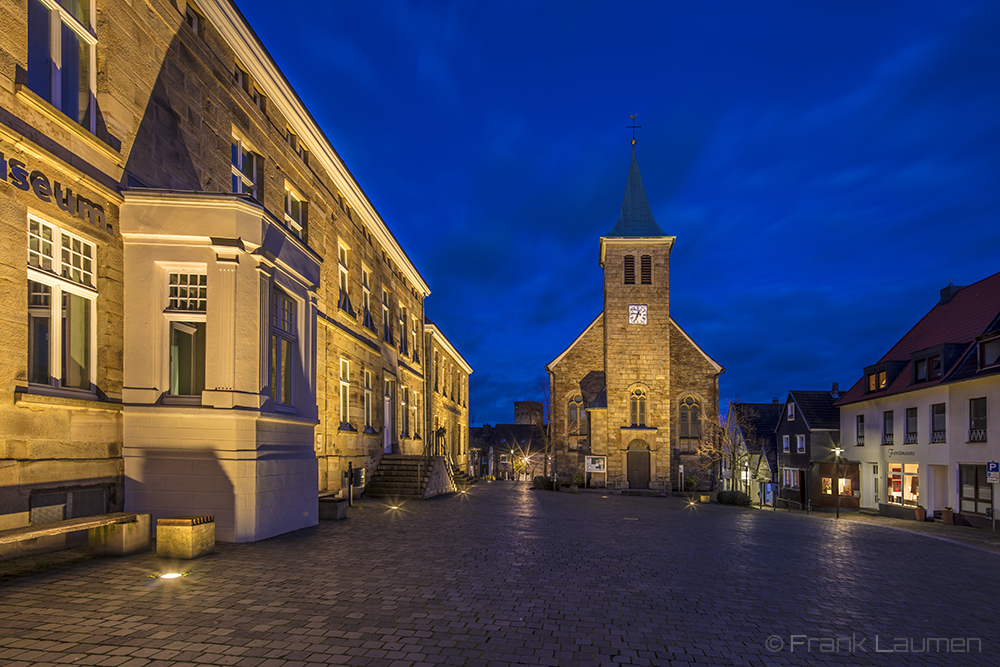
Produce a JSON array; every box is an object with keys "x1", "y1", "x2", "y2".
[{"x1": 1, "y1": 482, "x2": 998, "y2": 667}]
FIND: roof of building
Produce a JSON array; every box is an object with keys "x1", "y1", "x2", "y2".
[
  {"x1": 787, "y1": 390, "x2": 842, "y2": 431},
  {"x1": 836, "y1": 271, "x2": 1000, "y2": 406},
  {"x1": 732, "y1": 401, "x2": 782, "y2": 469},
  {"x1": 603, "y1": 147, "x2": 668, "y2": 238},
  {"x1": 470, "y1": 423, "x2": 547, "y2": 453}
]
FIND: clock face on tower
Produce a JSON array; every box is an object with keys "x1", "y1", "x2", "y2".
[{"x1": 628, "y1": 304, "x2": 648, "y2": 325}]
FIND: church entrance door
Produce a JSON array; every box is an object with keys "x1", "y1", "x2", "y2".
[{"x1": 627, "y1": 450, "x2": 650, "y2": 490}]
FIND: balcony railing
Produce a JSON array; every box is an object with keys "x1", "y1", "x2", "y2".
[
  {"x1": 904, "y1": 432, "x2": 918, "y2": 445},
  {"x1": 969, "y1": 428, "x2": 987, "y2": 443},
  {"x1": 882, "y1": 433, "x2": 894, "y2": 446},
  {"x1": 931, "y1": 430, "x2": 946, "y2": 443},
  {"x1": 856, "y1": 435, "x2": 865, "y2": 446}
]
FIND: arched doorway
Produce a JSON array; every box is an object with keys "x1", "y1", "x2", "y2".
[{"x1": 626, "y1": 439, "x2": 650, "y2": 490}]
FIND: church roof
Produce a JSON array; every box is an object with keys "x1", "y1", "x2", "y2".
[{"x1": 604, "y1": 147, "x2": 668, "y2": 238}]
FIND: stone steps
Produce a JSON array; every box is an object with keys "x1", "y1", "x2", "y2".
[{"x1": 366, "y1": 455, "x2": 431, "y2": 499}]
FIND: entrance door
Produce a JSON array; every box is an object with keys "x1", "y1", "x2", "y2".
[{"x1": 627, "y1": 450, "x2": 650, "y2": 490}]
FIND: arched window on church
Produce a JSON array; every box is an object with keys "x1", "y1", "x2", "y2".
[
  {"x1": 630, "y1": 388, "x2": 647, "y2": 427},
  {"x1": 640, "y1": 255, "x2": 652, "y2": 285},
  {"x1": 680, "y1": 396, "x2": 701, "y2": 438},
  {"x1": 623, "y1": 255, "x2": 635, "y2": 285},
  {"x1": 569, "y1": 394, "x2": 586, "y2": 434}
]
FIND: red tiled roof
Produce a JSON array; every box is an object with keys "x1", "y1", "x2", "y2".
[{"x1": 836, "y1": 270, "x2": 1000, "y2": 406}]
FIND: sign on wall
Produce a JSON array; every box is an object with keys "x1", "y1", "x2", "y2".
[{"x1": 585, "y1": 456, "x2": 606, "y2": 473}]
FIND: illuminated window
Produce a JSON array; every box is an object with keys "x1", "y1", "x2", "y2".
[
  {"x1": 866, "y1": 370, "x2": 887, "y2": 392},
  {"x1": 887, "y1": 463, "x2": 918, "y2": 506},
  {"x1": 27, "y1": 0, "x2": 95, "y2": 131}
]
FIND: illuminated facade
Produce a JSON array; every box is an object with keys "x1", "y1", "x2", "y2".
[
  {"x1": 1, "y1": 0, "x2": 441, "y2": 545},
  {"x1": 546, "y1": 147, "x2": 722, "y2": 490}
]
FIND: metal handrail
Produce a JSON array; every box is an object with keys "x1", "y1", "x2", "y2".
[{"x1": 614, "y1": 474, "x2": 628, "y2": 490}]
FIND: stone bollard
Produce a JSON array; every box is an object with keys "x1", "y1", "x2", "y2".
[{"x1": 156, "y1": 515, "x2": 215, "y2": 559}]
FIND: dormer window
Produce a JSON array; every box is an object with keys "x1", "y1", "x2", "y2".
[
  {"x1": 867, "y1": 370, "x2": 887, "y2": 393},
  {"x1": 980, "y1": 336, "x2": 1000, "y2": 370},
  {"x1": 914, "y1": 355, "x2": 942, "y2": 383}
]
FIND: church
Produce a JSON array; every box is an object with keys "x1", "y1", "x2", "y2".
[{"x1": 546, "y1": 142, "x2": 723, "y2": 491}]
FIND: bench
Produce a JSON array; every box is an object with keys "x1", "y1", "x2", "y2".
[{"x1": 0, "y1": 512, "x2": 151, "y2": 555}]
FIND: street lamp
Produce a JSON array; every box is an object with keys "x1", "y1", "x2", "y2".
[{"x1": 832, "y1": 445, "x2": 844, "y2": 519}]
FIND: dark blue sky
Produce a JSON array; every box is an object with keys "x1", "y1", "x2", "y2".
[{"x1": 238, "y1": 0, "x2": 1000, "y2": 425}]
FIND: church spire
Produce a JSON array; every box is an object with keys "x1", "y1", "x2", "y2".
[{"x1": 604, "y1": 145, "x2": 668, "y2": 238}]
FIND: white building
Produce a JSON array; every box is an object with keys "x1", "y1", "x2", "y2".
[{"x1": 838, "y1": 274, "x2": 1000, "y2": 524}]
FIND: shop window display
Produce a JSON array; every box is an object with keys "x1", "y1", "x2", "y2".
[{"x1": 887, "y1": 463, "x2": 918, "y2": 506}]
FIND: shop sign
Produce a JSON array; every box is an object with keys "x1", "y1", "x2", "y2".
[
  {"x1": 585, "y1": 456, "x2": 606, "y2": 473},
  {"x1": 886, "y1": 448, "x2": 916, "y2": 458},
  {"x1": 1, "y1": 153, "x2": 106, "y2": 230}
]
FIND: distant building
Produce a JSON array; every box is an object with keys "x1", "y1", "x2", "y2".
[
  {"x1": 546, "y1": 145, "x2": 722, "y2": 490},
  {"x1": 515, "y1": 401, "x2": 544, "y2": 426},
  {"x1": 719, "y1": 400, "x2": 782, "y2": 503},
  {"x1": 469, "y1": 423, "x2": 546, "y2": 481},
  {"x1": 424, "y1": 318, "x2": 473, "y2": 474},
  {"x1": 837, "y1": 274, "x2": 1000, "y2": 525},
  {"x1": 776, "y1": 387, "x2": 855, "y2": 511}
]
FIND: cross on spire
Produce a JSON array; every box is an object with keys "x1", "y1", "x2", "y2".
[{"x1": 627, "y1": 114, "x2": 641, "y2": 145}]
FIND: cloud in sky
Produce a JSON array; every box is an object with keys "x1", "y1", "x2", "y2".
[{"x1": 240, "y1": 0, "x2": 1000, "y2": 423}]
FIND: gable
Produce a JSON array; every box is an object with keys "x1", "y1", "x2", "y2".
[
  {"x1": 547, "y1": 312, "x2": 604, "y2": 372},
  {"x1": 669, "y1": 317, "x2": 723, "y2": 373}
]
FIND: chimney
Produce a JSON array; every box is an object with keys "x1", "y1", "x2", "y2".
[
  {"x1": 772, "y1": 397, "x2": 778, "y2": 404},
  {"x1": 940, "y1": 282, "x2": 964, "y2": 305},
  {"x1": 832, "y1": 382, "x2": 839, "y2": 394}
]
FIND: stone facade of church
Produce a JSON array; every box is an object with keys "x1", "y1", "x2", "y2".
[{"x1": 547, "y1": 147, "x2": 722, "y2": 491}]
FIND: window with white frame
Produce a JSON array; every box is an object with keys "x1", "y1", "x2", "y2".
[
  {"x1": 184, "y1": 4, "x2": 200, "y2": 34},
  {"x1": 27, "y1": 217, "x2": 96, "y2": 391},
  {"x1": 270, "y1": 289, "x2": 295, "y2": 406},
  {"x1": 339, "y1": 359, "x2": 350, "y2": 425},
  {"x1": 401, "y1": 386, "x2": 409, "y2": 437},
  {"x1": 931, "y1": 403, "x2": 946, "y2": 442},
  {"x1": 399, "y1": 307, "x2": 407, "y2": 354},
  {"x1": 338, "y1": 244, "x2": 353, "y2": 314},
  {"x1": 970, "y1": 397, "x2": 987, "y2": 442},
  {"x1": 796, "y1": 434, "x2": 805, "y2": 453},
  {"x1": 782, "y1": 435, "x2": 790, "y2": 453},
  {"x1": 361, "y1": 267, "x2": 373, "y2": 328},
  {"x1": 782, "y1": 468, "x2": 799, "y2": 489},
  {"x1": 363, "y1": 369, "x2": 373, "y2": 430},
  {"x1": 787, "y1": 403, "x2": 795, "y2": 420},
  {"x1": 381, "y1": 288, "x2": 391, "y2": 343},
  {"x1": 27, "y1": 0, "x2": 96, "y2": 131},
  {"x1": 284, "y1": 187, "x2": 305, "y2": 238},
  {"x1": 165, "y1": 272, "x2": 207, "y2": 396},
  {"x1": 413, "y1": 394, "x2": 420, "y2": 438},
  {"x1": 231, "y1": 136, "x2": 258, "y2": 198},
  {"x1": 411, "y1": 316, "x2": 419, "y2": 361}
]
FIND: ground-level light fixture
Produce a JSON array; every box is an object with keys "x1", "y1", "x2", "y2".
[{"x1": 160, "y1": 572, "x2": 183, "y2": 579}]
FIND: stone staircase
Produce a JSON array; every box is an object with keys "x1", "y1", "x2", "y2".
[
  {"x1": 452, "y1": 465, "x2": 476, "y2": 488},
  {"x1": 365, "y1": 455, "x2": 430, "y2": 500}
]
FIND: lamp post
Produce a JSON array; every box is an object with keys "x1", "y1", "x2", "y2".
[{"x1": 833, "y1": 445, "x2": 844, "y2": 519}]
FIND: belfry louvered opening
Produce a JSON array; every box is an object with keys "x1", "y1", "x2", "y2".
[
  {"x1": 640, "y1": 255, "x2": 652, "y2": 284},
  {"x1": 624, "y1": 255, "x2": 635, "y2": 284}
]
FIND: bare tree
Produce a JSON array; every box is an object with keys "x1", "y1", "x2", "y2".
[{"x1": 698, "y1": 401, "x2": 765, "y2": 493}]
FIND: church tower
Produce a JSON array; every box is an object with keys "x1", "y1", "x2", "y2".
[{"x1": 598, "y1": 145, "x2": 675, "y2": 489}]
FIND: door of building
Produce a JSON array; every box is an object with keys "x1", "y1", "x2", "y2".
[{"x1": 627, "y1": 450, "x2": 650, "y2": 490}]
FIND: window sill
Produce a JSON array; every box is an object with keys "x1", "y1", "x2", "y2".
[
  {"x1": 339, "y1": 422, "x2": 357, "y2": 432},
  {"x1": 16, "y1": 387, "x2": 120, "y2": 411},
  {"x1": 15, "y1": 84, "x2": 121, "y2": 164},
  {"x1": 161, "y1": 395, "x2": 202, "y2": 406},
  {"x1": 273, "y1": 404, "x2": 297, "y2": 415},
  {"x1": 363, "y1": 426, "x2": 378, "y2": 435}
]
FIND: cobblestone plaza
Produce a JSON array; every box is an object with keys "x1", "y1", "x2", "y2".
[{"x1": 1, "y1": 484, "x2": 997, "y2": 666}]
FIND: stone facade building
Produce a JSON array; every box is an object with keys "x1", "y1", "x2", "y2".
[
  {"x1": 0, "y1": 0, "x2": 464, "y2": 547},
  {"x1": 546, "y1": 146, "x2": 722, "y2": 490},
  {"x1": 424, "y1": 318, "x2": 472, "y2": 473}
]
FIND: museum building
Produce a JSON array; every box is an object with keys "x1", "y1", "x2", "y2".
[{"x1": 1, "y1": 0, "x2": 464, "y2": 548}]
